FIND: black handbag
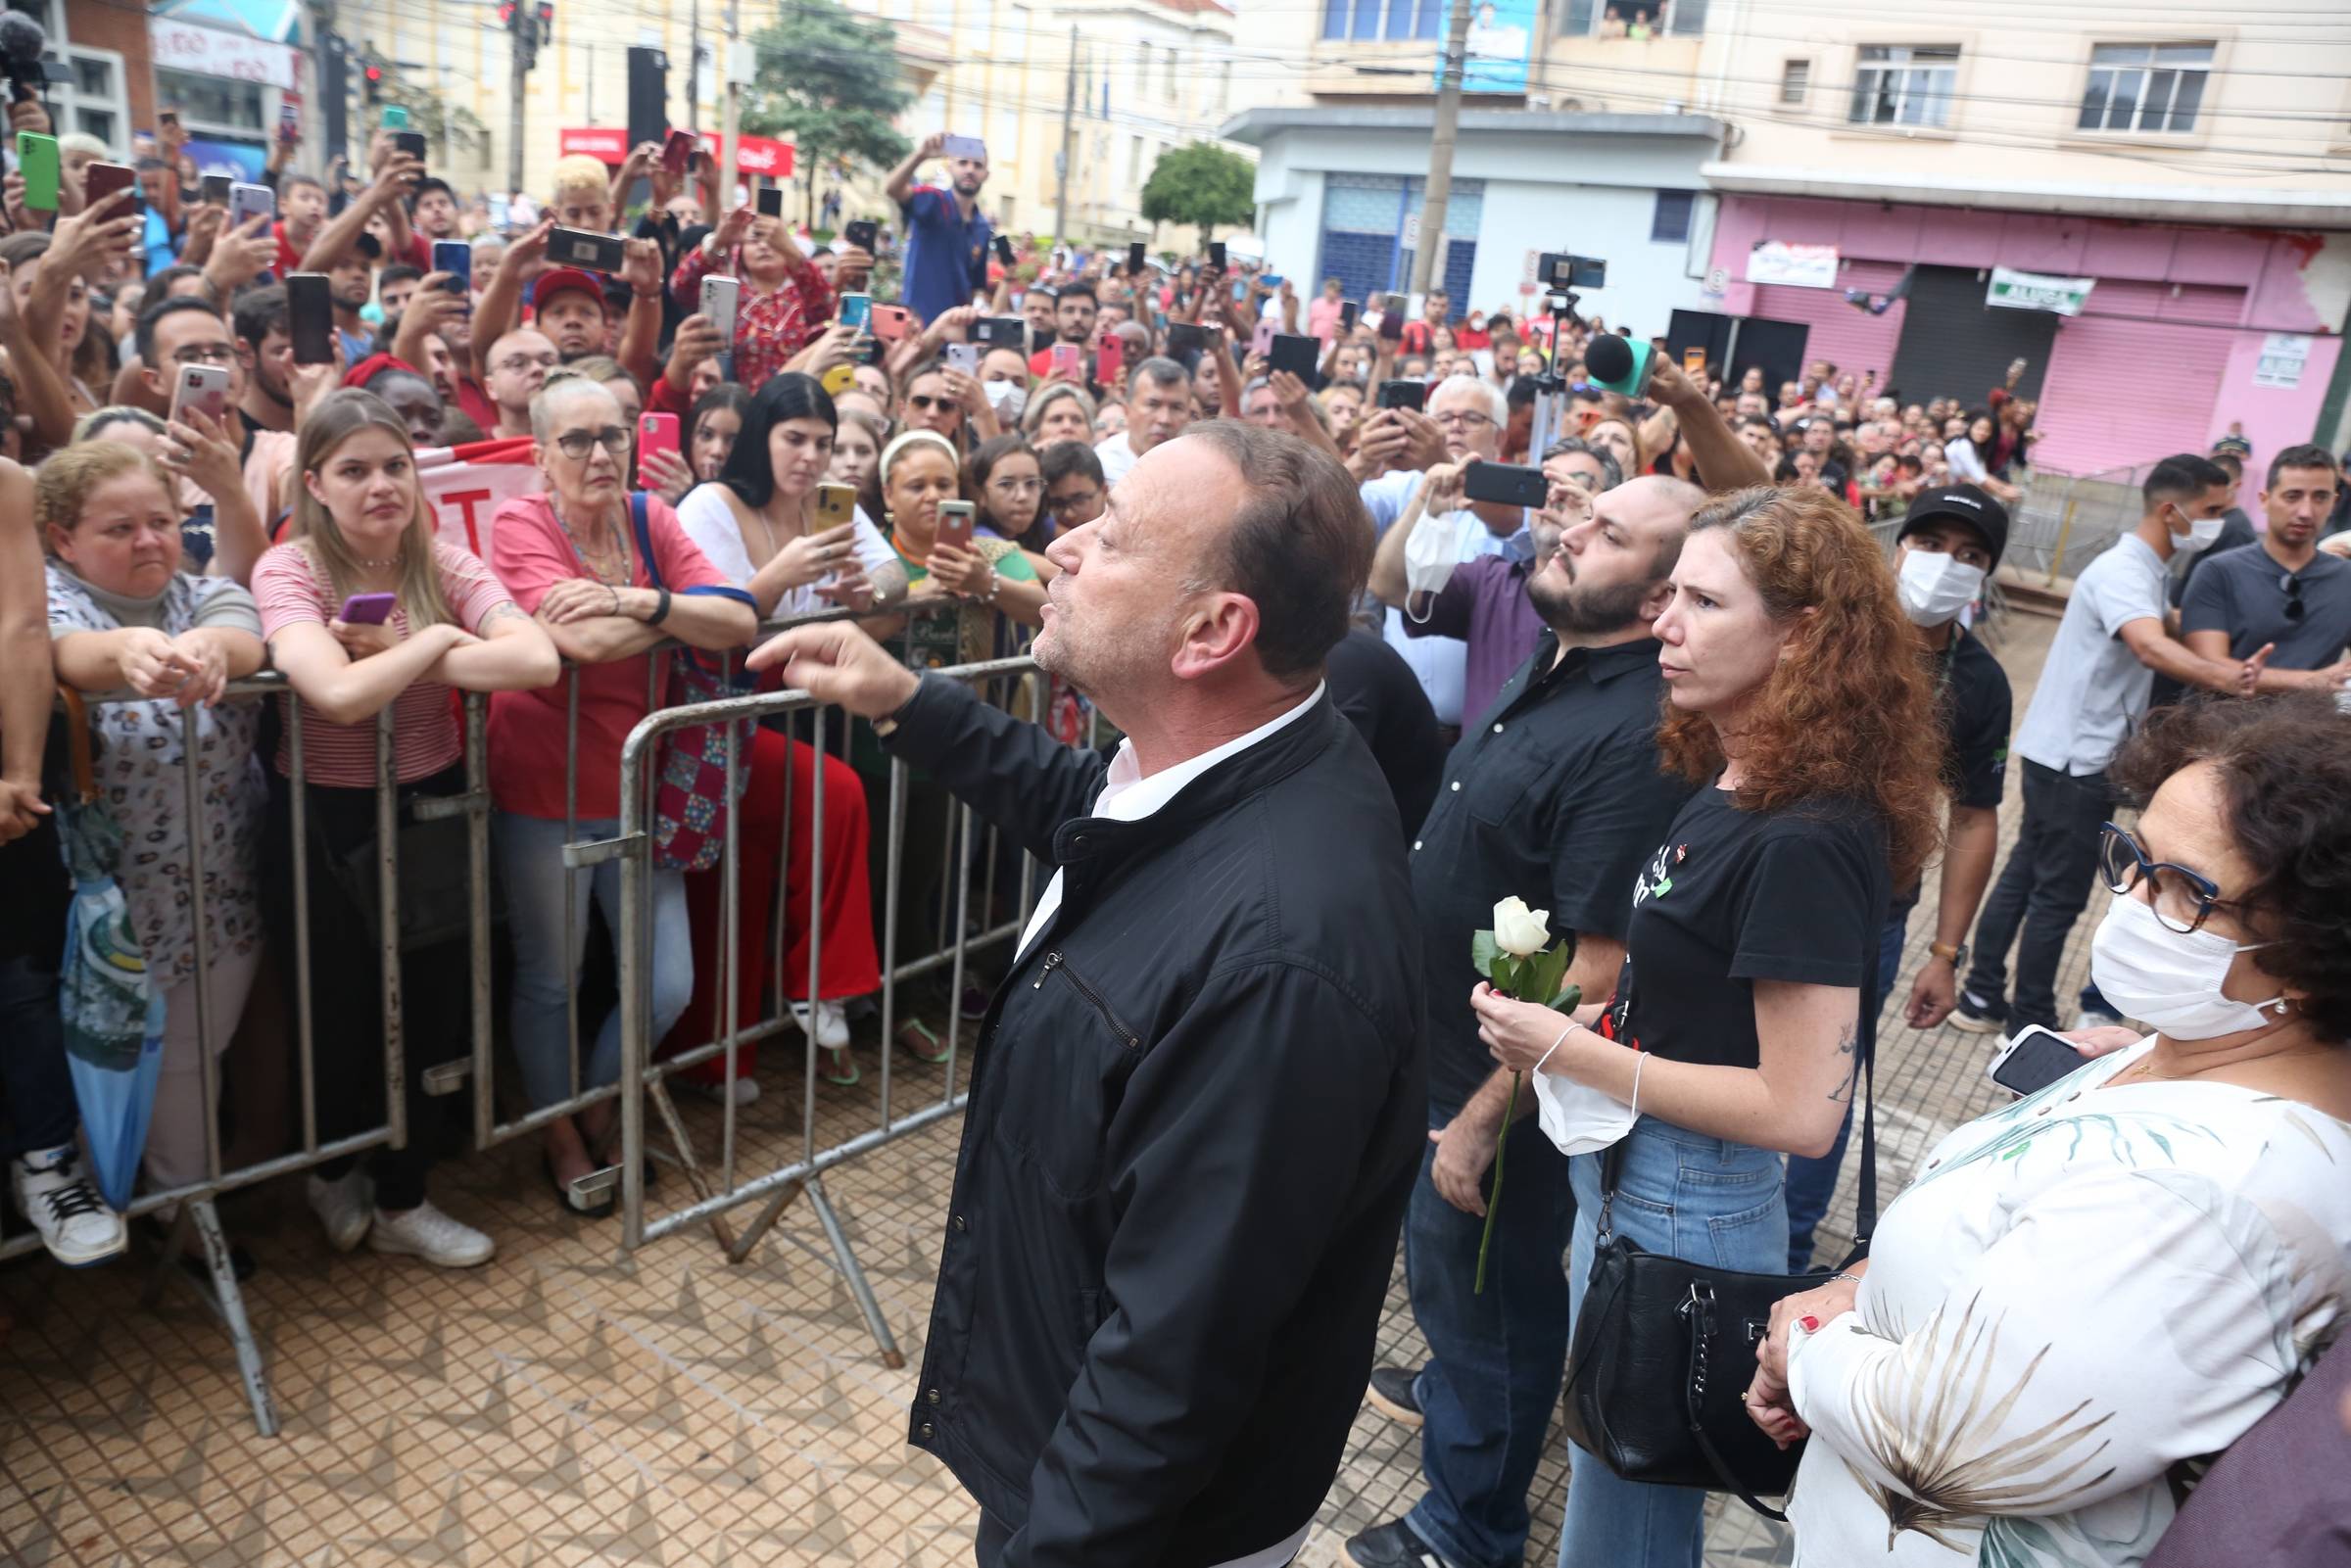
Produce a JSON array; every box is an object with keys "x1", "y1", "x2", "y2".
[
  {"x1": 313, "y1": 789, "x2": 482, "y2": 955},
  {"x1": 1558, "y1": 943, "x2": 1879, "y2": 1522}
]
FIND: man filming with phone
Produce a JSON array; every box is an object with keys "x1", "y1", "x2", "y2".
[{"x1": 885, "y1": 131, "x2": 992, "y2": 328}]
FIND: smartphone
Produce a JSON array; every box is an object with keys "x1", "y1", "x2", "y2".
[
  {"x1": 815, "y1": 483, "x2": 856, "y2": 529},
  {"x1": 1127, "y1": 241, "x2": 1145, "y2": 277},
  {"x1": 382, "y1": 106, "x2": 410, "y2": 129},
  {"x1": 391, "y1": 129, "x2": 427, "y2": 164},
  {"x1": 755, "y1": 185, "x2": 784, "y2": 218},
  {"x1": 944, "y1": 342, "x2": 981, "y2": 376},
  {"x1": 935, "y1": 499, "x2": 977, "y2": 553},
  {"x1": 432, "y1": 238, "x2": 471, "y2": 294},
  {"x1": 1376, "y1": 378, "x2": 1427, "y2": 412},
  {"x1": 16, "y1": 132, "x2": 57, "y2": 212},
  {"x1": 661, "y1": 128, "x2": 696, "y2": 174},
  {"x1": 844, "y1": 218, "x2": 877, "y2": 252},
  {"x1": 1269, "y1": 333, "x2": 1319, "y2": 382},
  {"x1": 1166, "y1": 321, "x2": 1206, "y2": 369},
  {"x1": 278, "y1": 102, "x2": 300, "y2": 144},
  {"x1": 549, "y1": 226, "x2": 625, "y2": 274},
  {"x1": 636, "y1": 412, "x2": 680, "y2": 486},
  {"x1": 870, "y1": 303, "x2": 913, "y2": 343},
  {"x1": 1463, "y1": 460, "x2": 1549, "y2": 509},
  {"x1": 1250, "y1": 316, "x2": 1277, "y2": 356},
  {"x1": 169, "y1": 364, "x2": 232, "y2": 427},
  {"x1": 820, "y1": 363, "x2": 857, "y2": 397},
  {"x1": 1377, "y1": 307, "x2": 1405, "y2": 344},
  {"x1": 285, "y1": 274, "x2": 335, "y2": 364},
  {"x1": 339, "y1": 593, "x2": 399, "y2": 626},
  {"x1": 837, "y1": 292, "x2": 872, "y2": 332},
  {"x1": 993, "y1": 234, "x2": 1014, "y2": 267},
  {"x1": 160, "y1": 110, "x2": 180, "y2": 130},
  {"x1": 1683, "y1": 346, "x2": 1707, "y2": 376},
  {"x1": 198, "y1": 172, "x2": 231, "y2": 207},
  {"x1": 1052, "y1": 343, "x2": 1081, "y2": 378},
  {"x1": 85, "y1": 161, "x2": 141, "y2": 215},
  {"x1": 941, "y1": 134, "x2": 986, "y2": 162},
  {"x1": 1207, "y1": 240, "x2": 1226, "y2": 270},
  {"x1": 1339, "y1": 299, "x2": 1360, "y2": 334},
  {"x1": 228, "y1": 182, "x2": 275, "y2": 234},
  {"x1": 699, "y1": 275, "x2": 741, "y2": 343},
  {"x1": 1262, "y1": 273, "x2": 1283, "y2": 290},
  {"x1": 1989, "y1": 1025, "x2": 2089, "y2": 1099}
]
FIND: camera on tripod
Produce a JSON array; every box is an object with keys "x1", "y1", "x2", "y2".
[{"x1": 1537, "y1": 253, "x2": 1607, "y2": 295}]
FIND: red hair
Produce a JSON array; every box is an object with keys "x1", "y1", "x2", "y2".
[{"x1": 1658, "y1": 485, "x2": 1946, "y2": 887}]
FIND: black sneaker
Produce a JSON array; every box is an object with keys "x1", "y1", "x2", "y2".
[
  {"x1": 1364, "y1": 1364, "x2": 1424, "y2": 1427},
  {"x1": 1345, "y1": 1519, "x2": 1452, "y2": 1568},
  {"x1": 1948, "y1": 990, "x2": 2007, "y2": 1035}
]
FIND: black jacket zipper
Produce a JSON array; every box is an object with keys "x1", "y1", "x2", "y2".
[{"x1": 1032, "y1": 952, "x2": 1141, "y2": 1051}]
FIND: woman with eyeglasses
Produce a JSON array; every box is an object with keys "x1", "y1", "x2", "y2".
[
  {"x1": 488, "y1": 375, "x2": 758, "y2": 1213},
  {"x1": 665, "y1": 372, "x2": 889, "y2": 1093},
  {"x1": 1746, "y1": 691, "x2": 2351, "y2": 1568},
  {"x1": 965, "y1": 434, "x2": 1047, "y2": 553}
]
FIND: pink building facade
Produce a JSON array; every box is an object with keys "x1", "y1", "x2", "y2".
[{"x1": 1708, "y1": 195, "x2": 2350, "y2": 481}]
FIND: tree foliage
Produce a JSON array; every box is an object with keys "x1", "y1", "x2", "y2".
[
  {"x1": 1139, "y1": 142, "x2": 1255, "y2": 248},
  {"x1": 377, "y1": 76, "x2": 489, "y2": 159},
  {"x1": 742, "y1": 0, "x2": 915, "y2": 218}
]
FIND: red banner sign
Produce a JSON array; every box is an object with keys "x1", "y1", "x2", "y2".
[{"x1": 558, "y1": 127, "x2": 793, "y2": 178}]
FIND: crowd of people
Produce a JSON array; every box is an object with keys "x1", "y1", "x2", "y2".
[{"x1": 3, "y1": 97, "x2": 2349, "y2": 1568}]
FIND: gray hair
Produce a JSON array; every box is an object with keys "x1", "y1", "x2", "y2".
[
  {"x1": 1022, "y1": 380, "x2": 1097, "y2": 437},
  {"x1": 1131, "y1": 356, "x2": 1190, "y2": 396},
  {"x1": 528, "y1": 374, "x2": 619, "y2": 442},
  {"x1": 1540, "y1": 436, "x2": 1624, "y2": 492},
  {"x1": 1429, "y1": 374, "x2": 1508, "y2": 427}
]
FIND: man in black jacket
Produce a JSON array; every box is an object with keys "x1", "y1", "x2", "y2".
[{"x1": 751, "y1": 421, "x2": 1426, "y2": 1568}]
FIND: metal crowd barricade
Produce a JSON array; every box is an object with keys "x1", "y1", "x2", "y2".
[
  {"x1": 6, "y1": 676, "x2": 495, "y2": 1438},
  {"x1": 576, "y1": 598, "x2": 1082, "y2": 1367}
]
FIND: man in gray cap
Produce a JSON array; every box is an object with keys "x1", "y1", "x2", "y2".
[{"x1": 1784, "y1": 482, "x2": 2014, "y2": 1270}]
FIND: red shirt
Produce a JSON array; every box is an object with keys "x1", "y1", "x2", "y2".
[
  {"x1": 486, "y1": 492, "x2": 733, "y2": 820},
  {"x1": 453, "y1": 373, "x2": 499, "y2": 439},
  {"x1": 667, "y1": 240, "x2": 836, "y2": 392}
]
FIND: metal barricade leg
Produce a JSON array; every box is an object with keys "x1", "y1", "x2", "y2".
[
  {"x1": 188, "y1": 1199, "x2": 279, "y2": 1436},
  {"x1": 804, "y1": 1173, "x2": 903, "y2": 1369}
]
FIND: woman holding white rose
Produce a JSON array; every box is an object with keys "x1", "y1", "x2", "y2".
[{"x1": 1475, "y1": 487, "x2": 1944, "y2": 1568}]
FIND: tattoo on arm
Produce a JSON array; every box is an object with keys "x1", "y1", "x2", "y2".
[
  {"x1": 1827, "y1": 1018, "x2": 1859, "y2": 1104},
  {"x1": 479, "y1": 601, "x2": 529, "y2": 630}
]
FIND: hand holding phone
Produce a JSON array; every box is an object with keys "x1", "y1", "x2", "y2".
[
  {"x1": 935, "y1": 499, "x2": 977, "y2": 553},
  {"x1": 16, "y1": 132, "x2": 58, "y2": 213},
  {"x1": 339, "y1": 593, "x2": 399, "y2": 626},
  {"x1": 637, "y1": 412, "x2": 681, "y2": 488},
  {"x1": 1988, "y1": 1025, "x2": 2092, "y2": 1099}
]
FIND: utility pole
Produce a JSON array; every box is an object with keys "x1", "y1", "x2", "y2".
[
  {"x1": 1052, "y1": 25, "x2": 1077, "y2": 244},
  {"x1": 687, "y1": 0, "x2": 701, "y2": 132},
  {"x1": 721, "y1": 0, "x2": 742, "y2": 213},
  {"x1": 1412, "y1": 0, "x2": 1472, "y2": 298},
  {"x1": 502, "y1": 1, "x2": 539, "y2": 201}
]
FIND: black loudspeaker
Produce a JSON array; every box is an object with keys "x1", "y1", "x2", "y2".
[{"x1": 626, "y1": 46, "x2": 668, "y2": 153}]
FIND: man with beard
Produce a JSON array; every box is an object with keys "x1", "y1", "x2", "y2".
[
  {"x1": 1348, "y1": 474, "x2": 1703, "y2": 1568},
  {"x1": 2184, "y1": 445, "x2": 2351, "y2": 692},
  {"x1": 886, "y1": 131, "x2": 993, "y2": 327},
  {"x1": 1027, "y1": 279, "x2": 1096, "y2": 376},
  {"x1": 746, "y1": 422, "x2": 1423, "y2": 1568}
]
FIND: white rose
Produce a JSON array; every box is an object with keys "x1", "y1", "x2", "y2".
[{"x1": 1492, "y1": 896, "x2": 1551, "y2": 958}]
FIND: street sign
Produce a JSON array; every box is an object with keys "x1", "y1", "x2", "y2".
[
  {"x1": 1986, "y1": 266, "x2": 2093, "y2": 315},
  {"x1": 1745, "y1": 241, "x2": 1838, "y2": 289}
]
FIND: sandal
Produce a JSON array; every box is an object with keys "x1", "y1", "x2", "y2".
[
  {"x1": 895, "y1": 1020, "x2": 953, "y2": 1065},
  {"x1": 821, "y1": 1045, "x2": 861, "y2": 1087}
]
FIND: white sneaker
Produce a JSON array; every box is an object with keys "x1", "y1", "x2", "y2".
[
  {"x1": 13, "y1": 1145, "x2": 127, "y2": 1267},
  {"x1": 366, "y1": 1201, "x2": 495, "y2": 1267},
  {"x1": 307, "y1": 1167, "x2": 374, "y2": 1253},
  {"x1": 689, "y1": 1075, "x2": 761, "y2": 1106},
  {"x1": 791, "y1": 998, "x2": 851, "y2": 1050}
]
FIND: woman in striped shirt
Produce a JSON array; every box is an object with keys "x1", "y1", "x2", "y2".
[{"x1": 253, "y1": 389, "x2": 558, "y2": 1269}]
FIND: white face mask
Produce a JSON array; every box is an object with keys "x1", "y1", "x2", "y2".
[
  {"x1": 2087, "y1": 891, "x2": 2284, "y2": 1041},
  {"x1": 1528, "y1": 1060, "x2": 1639, "y2": 1157},
  {"x1": 2170, "y1": 507, "x2": 2228, "y2": 554},
  {"x1": 1896, "y1": 548, "x2": 1986, "y2": 627},
  {"x1": 1402, "y1": 493, "x2": 1463, "y2": 615},
  {"x1": 984, "y1": 380, "x2": 1028, "y2": 420}
]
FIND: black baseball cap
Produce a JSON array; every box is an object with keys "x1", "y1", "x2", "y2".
[{"x1": 1899, "y1": 482, "x2": 2009, "y2": 568}]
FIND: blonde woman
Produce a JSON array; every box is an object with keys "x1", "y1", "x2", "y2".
[{"x1": 254, "y1": 389, "x2": 557, "y2": 1264}]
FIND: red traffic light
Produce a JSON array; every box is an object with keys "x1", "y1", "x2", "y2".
[
  {"x1": 534, "y1": 2, "x2": 552, "y2": 22},
  {"x1": 497, "y1": 0, "x2": 515, "y2": 21},
  {"x1": 363, "y1": 64, "x2": 383, "y2": 81}
]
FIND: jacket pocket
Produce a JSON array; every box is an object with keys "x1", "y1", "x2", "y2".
[
  {"x1": 991, "y1": 950, "x2": 1144, "y2": 1199},
  {"x1": 1463, "y1": 743, "x2": 1545, "y2": 827}
]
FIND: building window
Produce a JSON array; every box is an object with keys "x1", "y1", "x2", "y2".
[
  {"x1": 1781, "y1": 59, "x2": 1809, "y2": 104},
  {"x1": 156, "y1": 69, "x2": 269, "y2": 135},
  {"x1": 1849, "y1": 45, "x2": 1960, "y2": 128},
  {"x1": 1162, "y1": 44, "x2": 1177, "y2": 98},
  {"x1": 1127, "y1": 134, "x2": 1142, "y2": 186},
  {"x1": 1651, "y1": 189, "x2": 1695, "y2": 243},
  {"x1": 2079, "y1": 42, "x2": 2211, "y2": 133},
  {"x1": 1322, "y1": 0, "x2": 1442, "y2": 41},
  {"x1": 18, "y1": 0, "x2": 131, "y2": 154}
]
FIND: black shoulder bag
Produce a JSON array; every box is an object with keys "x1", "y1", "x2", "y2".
[{"x1": 1557, "y1": 941, "x2": 1879, "y2": 1522}]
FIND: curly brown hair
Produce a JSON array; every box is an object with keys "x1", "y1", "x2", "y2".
[
  {"x1": 1657, "y1": 486, "x2": 1946, "y2": 887},
  {"x1": 2111, "y1": 692, "x2": 2351, "y2": 1042}
]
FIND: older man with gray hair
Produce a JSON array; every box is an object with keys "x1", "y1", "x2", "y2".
[
  {"x1": 750, "y1": 422, "x2": 1424, "y2": 1568},
  {"x1": 1094, "y1": 355, "x2": 1195, "y2": 487}
]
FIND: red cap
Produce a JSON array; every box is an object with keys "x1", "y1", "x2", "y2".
[{"x1": 531, "y1": 266, "x2": 609, "y2": 318}]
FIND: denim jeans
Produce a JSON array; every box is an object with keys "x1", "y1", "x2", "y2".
[
  {"x1": 0, "y1": 954, "x2": 77, "y2": 1158},
  {"x1": 1557, "y1": 1118, "x2": 1788, "y2": 1568},
  {"x1": 1404, "y1": 1103, "x2": 1578, "y2": 1568},
  {"x1": 496, "y1": 811, "x2": 694, "y2": 1111},
  {"x1": 1780, "y1": 909, "x2": 1907, "y2": 1273},
  {"x1": 1964, "y1": 760, "x2": 2113, "y2": 1033}
]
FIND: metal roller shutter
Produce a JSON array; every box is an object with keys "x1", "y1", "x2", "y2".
[
  {"x1": 1752, "y1": 258, "x2": 1912, "y2": 389},
  {"x1": 1888, "y1": 264, "x2": 2058, "y2": 410},
  {"x1": 2032, "y1": 312, "x2": 2232, "y2": 475}
]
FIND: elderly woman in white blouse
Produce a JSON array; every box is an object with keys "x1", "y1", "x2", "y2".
[{"x1": 1746, "y1": 692, "x2": 2351, "y2": 1567}]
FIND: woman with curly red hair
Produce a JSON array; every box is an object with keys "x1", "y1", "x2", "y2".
[{"x1": 1477, "y1": 484, "x2": 1945, "y2": 1568}]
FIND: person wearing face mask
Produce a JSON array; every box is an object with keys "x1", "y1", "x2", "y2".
[
  {"x1": 1746, "y1": 691, "x2": 2351, "y2": 1568},
  {"x1": 977, "y1": 346, "x2": 1031, "y2": 426},
  {"x1": 1953, "y1": 454, "x2": 2264, "y2": 1042},
  {"x1": 1782, "y1": 484, "x2": 2014, "y2": 1272}
]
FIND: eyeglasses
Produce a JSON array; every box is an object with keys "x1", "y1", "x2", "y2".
[
  {"x1": 906, "y1": 395, "x2": 956, "y2": 412},
  {"x1": 1433, "y1": 411, "x2": 1495, "y2": 432},
  {"x1": 495, "y1": 353, "x2": 559, "y2": 373},
  {"x1": 170, "y1": 344, "x2": 237, "y2": 366},
  {"x1": 2279, "y1": 572, "x2": 2305, "y2": 622},
  {"x1": 552, "y1": 426, "x2": 632, "y2": 460},
  {"x1": 2097, "y1": 823, "x2": 2243, "y2": 935}
]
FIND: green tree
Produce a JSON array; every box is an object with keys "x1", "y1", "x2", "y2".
[
  {"x1": 374, "y1": 73, "x2": 490, "y2": 161},
  {"x1": 1140, "y1": 142, "x2": 1255, "y2": 251},
  {"x1": 741, "y1": 0, "x2": 916, "y2": 227}
]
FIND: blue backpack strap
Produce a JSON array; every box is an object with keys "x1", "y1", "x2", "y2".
[{"x1": 631, "y1": 491, "x2": 662, "y2": 591}]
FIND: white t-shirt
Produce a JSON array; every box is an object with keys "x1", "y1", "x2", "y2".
[
  {"x1": 1094, "y1": 429, "x2": 1142, "y2": 488},
  {"x1": 2011, "y1": 533, "x2": 2169, "y2": 776},
  {"x1": 675, "y1": 483, "x2": 895, "y2": 619}
]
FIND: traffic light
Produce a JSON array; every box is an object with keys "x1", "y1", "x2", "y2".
[
  {"x1": 496, "y1": 1, "x2": 515, "y2": 22},
  {"x1": 362, "y1": 60, "x2": 382, "y2": 104}
]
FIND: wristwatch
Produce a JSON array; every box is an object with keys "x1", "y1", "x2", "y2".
[{"x1": 1929, "y1": 940, "x2": 1968, "y2": 968}]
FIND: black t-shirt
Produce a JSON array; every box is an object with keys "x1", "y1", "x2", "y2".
[
  {"x1": 1604, "y1": 784, "x2": 1889, "y2": 1070},
  {"x1": 1941, "y1": 624, "x2": 2011, "y2": 813},
  {"x1": 1325, "y1": 626, "x2": 1444, "y2": 845}
]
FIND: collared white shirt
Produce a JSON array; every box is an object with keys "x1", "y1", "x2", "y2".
[{"x1": 1016, "y1": 683, "x2": 1325, "y2": 963}]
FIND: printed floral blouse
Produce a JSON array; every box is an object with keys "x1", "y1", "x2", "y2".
[{"x1": 1785, "y1": 1035, "x2": 2351, "y2": 1566}]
